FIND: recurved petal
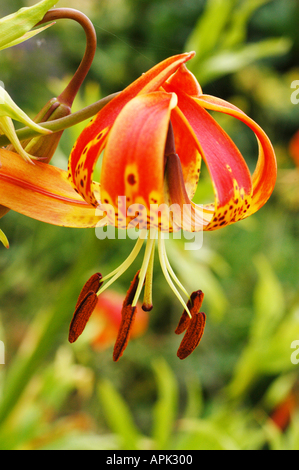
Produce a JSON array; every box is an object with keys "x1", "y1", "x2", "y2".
[
  {"x1": 69, "y1": 52, "x2": 195, "y2": 204},
  {"x1": 172, "y1": 91, "x2": 253, "y2": 230},
  {"x1": 0, "y1": 149, "x2": 102, "y2": 228},
  {"x1": 168, "y1": 106, "x2": 202, "y2": 200},
  {"x1": 100, "y1": 92, "x2": 178, "y2": 221},
  {"x1": 165, "y1": 64, "x2": 203, "y2": 97},
  {"x1": 196, "y1": 94, "x2": 277, "y2": 216}
]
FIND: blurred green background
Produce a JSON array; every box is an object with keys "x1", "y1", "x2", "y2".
[{"x1": 0, "y1": 0, "x2": 299, "y2": 450}]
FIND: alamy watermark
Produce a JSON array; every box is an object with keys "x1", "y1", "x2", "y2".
[
  {"x1": 291, "y1": 80, "x2": 299, "y2": 104},
  {"x1": 291, "y1": 340, "x2": 299, "y2": 365},
  {"x1": 95, "y1": 196, "x2": 204, "y2": 251},
  {"x1": 0, "y1": 340, "x2": 5, "y2": 365}
]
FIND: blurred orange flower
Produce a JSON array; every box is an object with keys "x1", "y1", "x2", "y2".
[
  {"x1": 289, "y1": 130, "x2": 299, "y2": 167},
  {"x1": 90, "y1": 291, "x2": 148, "y2": 351}
]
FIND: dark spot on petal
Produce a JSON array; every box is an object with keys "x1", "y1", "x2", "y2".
[{"x1": 127, "y1": 174, "x2": 137, "y2": 185}]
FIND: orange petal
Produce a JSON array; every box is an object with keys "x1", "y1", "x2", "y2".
[
  {"x1": 100, "y1": 92, "x2": 178, "y2": 221},
  {"x1": 196, "y1": 94, "x2": 277, "y2": 216},
  {"x1": 289, "y1": 130, "x2": 299, "y2": 167},
  {"x1": 166, "y1": 64, "x2": 203, "y2": 97},
  {"x1": 168, "y1": 106, "x2": 202, "y2": 201},
  {"x1": 0, "y1": 149, "x2": 102, "y2": 227},
  {"x1": 165, "y1": 152, "x2": 210, "y2": 231},
  {"x1": 166, "y1": 91, "x2": 253, "y2": 230},
  {"x1": 69, "y1": 52, "x2": 195, "y2": 206}
]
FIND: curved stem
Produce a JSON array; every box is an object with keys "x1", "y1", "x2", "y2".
[{"x1": 36, "y1": 8, "x2": 97, "y2": 107}]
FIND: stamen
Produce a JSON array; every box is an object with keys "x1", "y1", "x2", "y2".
[
  {"x1": 69, "y1": 291, "x2": 98, "y2": 343},
  {"x1": 158, "y1": 232, "x2": 191, "y2": 317},
  {"x1": 175, "y1": 290, "x2": 204, "y2": 334},
  {"x1": 97, "y1": 231, "x2": 146, "y2": 296},
  {"x1": 132, "y1": 232, "x2": 157, "y2": 308},
  {"x1": 113, "y1": 271, "x2": 140, "y2": 361},
  {"x1": 177, "y1": 311, "x2": 206, "y2": 360},
  {"x1": 142, "y1": 240, "x2": 156, "y2": 312},
  {"x1": 75, "y1": 273, "x2": 103, "y2": 309},
  {"x1": 164, "y1": 247, "x2": 189, "y2": 298}
]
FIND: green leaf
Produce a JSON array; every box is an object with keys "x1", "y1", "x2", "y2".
[
  {"x1": 175, "y1": 419, "x2": 240, "y2": 450},
  {"x1": 98, "y1": 379, "x2": 141, "y2": 450},
  {"x1": 152, "y1": 359, "x2": 178, "y2": 450},
  {"x1": 185, "y1": 0, "x2": 236, "y2": 61},
  {"x1": 197, "y1": 38, "x2": 292, "y2": 85},
  {"x1": 0, "y1": 0, "x2": 58, "y2": 50},
  {"x1": 183, "y1": 378, "x2": 204, "y2": 420},
  {"x1": 0, "y1": 23, "x2": 54, "y2": 52},
  {"x1": 222, "y1": 0, "x2": 273, "y2": 49},
  {"x1": 263, "y1": 372, "x2": 298, "y2": 410},
  {"x1": 251, "y1": 254, "x2": 285, "y2": 341}
]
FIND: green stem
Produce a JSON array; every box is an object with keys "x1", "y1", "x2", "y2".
[{"x1": 0, "y1": 92, "x2": 119, "y2": 147}]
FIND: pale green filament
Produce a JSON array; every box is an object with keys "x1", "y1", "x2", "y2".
[
  {"x1": 132, "y1": 231, "x2": 157, "y2": 307},
  {"x1": 97, "y1": 229, "x2": 191, "y2": 318},
  {"x1": 158, "y1": 232, "x2": 191, "y2": 318},
  {"x1": 97, "y1": 231, "x2": 146, "y2": 296},
  {"x1": 165, "y1": 252, "x2": 189, "y2": 298}
]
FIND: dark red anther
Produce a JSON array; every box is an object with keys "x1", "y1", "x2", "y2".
[
  {"x1": 69, "y1": 291, "x2": 98, "y2": 343},
  {"x1": 113, "y1": 271, "x2": 140, "y2": 362},
  {"x1": 177, "y1": 311, "x2": 206, "y2": 360},
  {"x1": 175, "y1": 290, "x2": 204, "y2": 335},
  {"x1": 75, "y1": 273, "x2": 103, "y2": 309}
]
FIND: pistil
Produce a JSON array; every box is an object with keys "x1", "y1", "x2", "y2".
[
  {"x1": 131, "y1": 231, "x2": 157, "y2": 308},
  {"x1": 142, "y1": 240, "x2": 155, "y2": 311}
]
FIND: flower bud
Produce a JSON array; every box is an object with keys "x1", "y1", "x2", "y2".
[{"x1": 12, "y1": 97, "x2": 72, "y2": 164}]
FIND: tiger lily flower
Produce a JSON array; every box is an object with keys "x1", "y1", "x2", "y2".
[{"x1": 67, "y1": 52, "x2": 277, "y2": 361}]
